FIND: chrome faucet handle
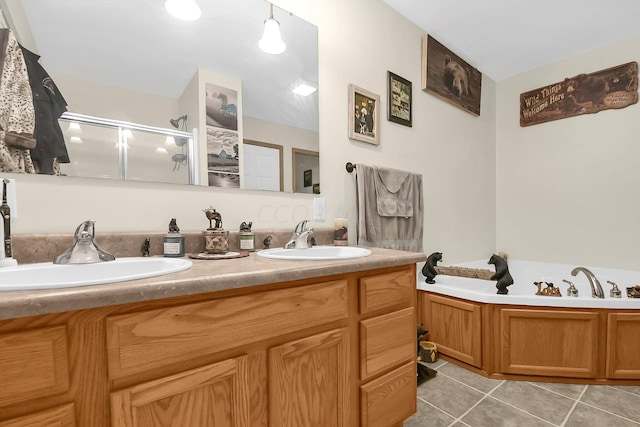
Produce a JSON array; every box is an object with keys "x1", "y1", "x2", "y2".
[
  {"x1": 607, "y1": 280, "x2": 622, "y2": 298},
  {"x1": 562, "y1": 279, "x2": 579, "y2": 297},
  {"x1": 54, "y1": 220, "x2": 115, "y2": 264}
]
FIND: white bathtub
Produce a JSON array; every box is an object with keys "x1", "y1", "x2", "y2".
[{"x1": 417, "y1": 259, "x2": 640, "y2": 309}]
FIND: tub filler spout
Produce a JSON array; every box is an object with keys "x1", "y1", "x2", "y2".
[{"x1": 570, "y1": 267, "x2": 605, "y2": 299}]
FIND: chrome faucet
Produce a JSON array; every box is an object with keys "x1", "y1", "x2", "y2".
[
  {"x1": 54, "y1": 220, "x2": 116, "y2": 264},
  {"x1": 284, "y1": 220, "x2": 315, "y2": 249},
  {"x1": 570, "y1": 266, "x2": 605, "y2": 298}
]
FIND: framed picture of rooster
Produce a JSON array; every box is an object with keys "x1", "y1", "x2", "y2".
[{"x1": 421, "y1": 34, "x2": 482, "y2": 116}]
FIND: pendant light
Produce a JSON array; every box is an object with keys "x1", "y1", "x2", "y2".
[
  {"x1": 259, "y1": 3, "x2": 286, "y2": 55},
  {"x1": 165, "y1": 0, "x2": 201, "y2": 21}
]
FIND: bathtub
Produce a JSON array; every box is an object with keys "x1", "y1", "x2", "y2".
[{"x1": 417, "y1": 259, "x2": 640, "y2": 309}]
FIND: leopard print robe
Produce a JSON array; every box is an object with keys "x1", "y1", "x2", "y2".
[{"x1": 0, "y1": 29, "x2": 36, "y2": 173}]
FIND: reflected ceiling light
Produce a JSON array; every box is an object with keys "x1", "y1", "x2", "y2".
[
  {"x1": 67, "y1": 122, "x2": 82, "y2": 134},
  {"x1": 69, "y1": 136, "x2": 83, "y2": 144},
  {"x1": 259, "y1": 3, "x2": 286, "y2": 55},
  {"x1": 165, "y1": 136, "x2": 176, "y2": 146},
  {"x1": 156, "y1": 147, "x2": 169, "y2": 154},
  {"x1": 165, "y1": 0, "x2": 201, "y2": 21},
  {"x1": 292, "y1": 83, "x2": 317, "y2": 96}
]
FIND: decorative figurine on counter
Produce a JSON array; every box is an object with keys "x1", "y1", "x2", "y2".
[
  {"x1": 203, "y1": 206, "x2": 223, "y2": 230},
  {"x1": 422, "y1": 252, "x2": 443, "y2": 284},
  {"x1": 202, "y1": 206, "x2": 228, "y2": 254},
  {"x1": 534, "y1": 281, "x2": 561, "y2": 297},
  {"x1": 168, "y1": 218, "x2": 180, "y2": 233},
  {"x1": 141, "y1": 237, "x2": 150, "y2": 257},
  {"x1": 263, "y1": 235, "x2": 273, "y2": 249},
  {"x1": 488, "y1": 253, "x2": 513, "y2": 294}
]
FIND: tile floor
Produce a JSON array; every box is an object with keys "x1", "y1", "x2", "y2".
[{"x1": 404, "y1": 359, "x2": 640, "y2": 427}]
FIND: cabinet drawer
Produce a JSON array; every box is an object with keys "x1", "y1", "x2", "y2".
[
  {"x1": 360, "y1": 361, "x2": 416, "y2": 427},
  {"x1": 0, "y1": 326, "x2": 70, "y2": 407},
  {"x1": 359, "y1": 269, "x2": 415, "y2": 315},
  {"x1": 360, "y1": 307, "x2": 415, "y2": 381},
  {"x1": 0, "y1": 403, "x2": 75, "y2": 427},
  {"x1": 106, "y1": 280, "x2": 348, "y2": 379}
]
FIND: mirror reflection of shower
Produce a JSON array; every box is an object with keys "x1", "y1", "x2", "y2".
[
  {"x1": 169, "y1": 115, "x2": 189, "y2": 171},
  {"x1": 58, "y1": 112, "x2": 197, "y2": 185}
]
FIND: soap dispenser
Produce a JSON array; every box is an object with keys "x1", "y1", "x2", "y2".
[
  {"x1": 163, "y1": 218, "x2": 185, "y2": 257},
  {"x1": 203, "y1": 206, "x2": 228, "y2": 254},
  {"x1": 238, "y1": 221, "x2": 255, "y2": 252}
]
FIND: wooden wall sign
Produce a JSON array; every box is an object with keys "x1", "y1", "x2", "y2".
[{"x1": 520, "y1": 62, "x2": 638, "y2": 127}]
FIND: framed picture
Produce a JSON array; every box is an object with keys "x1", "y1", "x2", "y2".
[
  {"x1": 304, "y1": 169, "x2": 312, "y2": 187},
  {"x1": 421, "y1": 34, "x2": 482, "y2": 116},
  {"x1": 387, "y1": 71, "x2": 412, "y2": 127},
  {"x1": 348, "y1": 84, "x2": 380, "y2": 145}
]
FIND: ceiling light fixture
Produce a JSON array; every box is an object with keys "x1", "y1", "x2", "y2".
[
  {"x1": 165, "y1": 0, "x2": 201, "y2": 21},
  {"x1": 259, "y1": 3, "x2": 286, "y2": 55},
  {"x1": 292, "y1": 83, "x2": 317, "y2": 96}
]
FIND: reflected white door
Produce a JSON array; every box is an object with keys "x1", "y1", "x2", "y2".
[{"x1": 243, "y1": 143, "x2": 281, "y2": 191}]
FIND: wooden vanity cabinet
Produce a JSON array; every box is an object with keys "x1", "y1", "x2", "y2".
[{"x1": 0, "y1": 264, "x2": 418, "y2": 427}]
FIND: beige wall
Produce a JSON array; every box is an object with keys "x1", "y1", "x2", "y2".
[
  {"x1": 496, "y1": 34, "x2": 640, "y2": 270},
  {"x1": 8, "y1": 0, "x2": 497, "y2": 265}
]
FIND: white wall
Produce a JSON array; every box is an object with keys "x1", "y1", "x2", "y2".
[
  {"x1": 8, "y1": 0, "x2": 497, "y2": 265},
  {"x1": 496, "y1": 35, "x2": 640, "y2": 270}
]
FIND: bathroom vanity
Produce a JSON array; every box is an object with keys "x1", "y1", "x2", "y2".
[{"x1": 0, "y1": 248, "x2": 424, "y2": 427}]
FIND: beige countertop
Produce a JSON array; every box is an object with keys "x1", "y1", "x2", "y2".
[{"x1": 0, "y1": 248, "x2": 426, "y2": 321}]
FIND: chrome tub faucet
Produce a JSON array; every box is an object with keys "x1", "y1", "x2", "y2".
[
  {"x1": 54, "y1": 220, "x2": 116, "y2": 264},
  {"x1": 570, "y1": 266, "x2": 605, "y2": 298},
  {"x1": 284, "y1": 220, "x2": 315, "y2": 249}
]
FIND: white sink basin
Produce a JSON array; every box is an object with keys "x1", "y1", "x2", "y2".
[
  {"x1": 257, "y1": 246, "x2": 371, "y2": 261},
  {"x1": 0, "y1": 257, "x2": 192, "y2": 291}
]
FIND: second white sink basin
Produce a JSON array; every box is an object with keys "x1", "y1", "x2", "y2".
[
  {"x1": 0, "y1": 257, "x2": 193, "y2": 291},
  {"x1": 257, "y1": 246, "x2": 371, "y2": 261}
]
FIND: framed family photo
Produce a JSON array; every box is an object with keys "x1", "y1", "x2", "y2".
[
  {"x1": 422, "y1": 34, "x2": 482, "y2": 116},
  {"x1": 348, "y1": 84, "x2": 380, "y2": 145},
  {"x1": 387, "y1": 71, "x2": 412, "y2": 127}
]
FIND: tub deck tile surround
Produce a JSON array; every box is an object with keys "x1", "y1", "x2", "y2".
[{"x1": 418, "y1": 259, "x2": 640, "y2": 309}]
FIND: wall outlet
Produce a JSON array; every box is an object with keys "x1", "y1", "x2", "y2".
[{"x1": 313, "y1": 197, "x2": 326, "y2": 221}]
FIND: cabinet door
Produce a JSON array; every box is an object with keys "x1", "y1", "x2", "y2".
[
  {"x1": 269, "y1": 328, "x2": 349, "y2": 427},
  {"x1": 607, "y1": 312, "x2": 640, "y2": 379},
  {"x1": 499, "y1": 308, "x2": 599, "y2": 378},
  {"x1": 110, "y1": 356, "x2": 250, "y2": 427},
  {"x1": 423, "y1": 293, "x2": 482, "y2": 368}
]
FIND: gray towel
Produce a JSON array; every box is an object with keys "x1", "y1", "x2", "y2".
[{"x1": 356, "y1": 164, "x2": 423, "y2": 252}]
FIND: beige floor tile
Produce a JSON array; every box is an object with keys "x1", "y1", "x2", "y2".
[{"x1": 462, "y1": 397, "x2": 554, "y2": 427}]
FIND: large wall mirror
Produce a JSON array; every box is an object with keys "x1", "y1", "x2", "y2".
[{"x1": 2, "y1": 0, "x2": 319, "y2": 193}]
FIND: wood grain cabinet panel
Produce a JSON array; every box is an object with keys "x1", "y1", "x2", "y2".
[
  {"x1": 359, "y1": 269, "x2": 415, "y2": 315},
  {"x1": 423, "y1": 294, "x2": 482, "y2": 368},
  {"x1": 269, "y1": 328, "x2": 349, "y2": 427},
  {"x1": 606, "y1": 312, "x2": 640, "y2": 379},
  {"x1": 110, "y1": 356, "x2": 250, "y2": 427},
  {"x1": 106, "y1": 280, "x2": 348, "y2": 379},
  {"x1": 499, "y1": 308, "x2": 599, "y2": 378},
  {"x1": 360, "y1": 361, "x2": 416, "y2": 427},
  {"x1": 0, "y1": 326, "x2": 69, "y2": 407},
  {"x1": 359, "y1": 307, "x2": 415, "y2": 381},
  {"x1": 0, "y1": 403, "x2": 75, "y2": 427}
]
